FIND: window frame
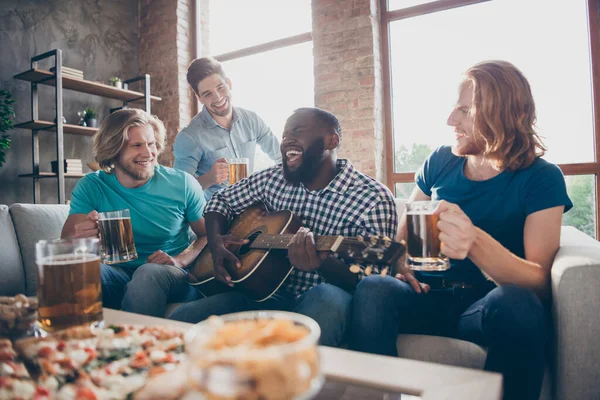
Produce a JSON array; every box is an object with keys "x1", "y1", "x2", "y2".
[{"x1": 381, "y1": 0, "x2": 600, "y2": 239}]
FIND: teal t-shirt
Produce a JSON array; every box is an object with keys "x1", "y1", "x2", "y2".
[
  {"x1": 69, "y1": 165, "x2": 206, "y2": 269},
  {"x1": 415, "y1": 146, "x2": 573, "y2": 284}
]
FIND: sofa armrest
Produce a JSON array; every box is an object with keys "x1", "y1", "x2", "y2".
[{"x1": 551, "y1": 226, "x2": 600, "y2": 400}]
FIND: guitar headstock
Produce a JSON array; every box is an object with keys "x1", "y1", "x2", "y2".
[{"x1": 332, "y1": 235, "x2": 406, "y2": 276}]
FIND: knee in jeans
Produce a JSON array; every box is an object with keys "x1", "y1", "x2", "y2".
[
  {"x1": 355, "y1": 275, "x2": 414, "y2": 304},
  {"x1": 484, "y1": 285, "x2": 546, "y2": 342}
]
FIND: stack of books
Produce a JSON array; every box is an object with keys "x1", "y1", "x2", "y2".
[
  {"x1": 51, "y1": 159, "x2": 83, "y2": 174},
  {"x1": 49, "y1": 66, "x2": 84, "y2": 80}
]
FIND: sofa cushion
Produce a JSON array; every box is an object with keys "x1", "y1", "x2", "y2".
[
  {"x1": 9, "y1": 204, "x2": 70, "y2": 296},
  {"x1": 396, "y1": 334, "x2": 487, "y2": 369},
  {"x1": 0, "y1": 205, "x2": 26, "y2": 295}
]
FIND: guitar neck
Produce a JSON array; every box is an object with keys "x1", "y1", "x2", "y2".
[{"x1": 250, "y1": 234, "x2": 348, "y2": 252}]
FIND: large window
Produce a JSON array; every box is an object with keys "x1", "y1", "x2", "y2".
[
  {"x1": 382, "y1": 0, "x2": 600, "y2": 238},
  {"x1": 198, "y1": 0, "x2": 314, "y2": 171}
]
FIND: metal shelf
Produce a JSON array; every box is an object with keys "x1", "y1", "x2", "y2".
[
  {"x1": 14, "y1": 120, "x2": 97, "y2": 136},
  {"x1": 13, "y1": 69, "x2": 162, "y2": 103},
  {"x1": 18, "y1": 172, "x2": 86, "y2": 179}
]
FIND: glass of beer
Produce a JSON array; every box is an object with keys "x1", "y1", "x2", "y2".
[
  {"x1": 98, "y1": 209, "x2": 137, "y2": 264},
  {"x1": 35, "y1": 238, "x2": 103, "y2": 333},
  {"x1": 227, "y1": 157, "x2": 249, "y2": 185},
  {"x1": 406, "y1": 200, "x2": 449, "y2": 271}
]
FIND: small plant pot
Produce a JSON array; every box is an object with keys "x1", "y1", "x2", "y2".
[
  {"x1": 85, "y1": 118, "x2": 97, "y2": 128},
  {"x1": 113, "y1": 81, "x2": 122, "y2": 89}
]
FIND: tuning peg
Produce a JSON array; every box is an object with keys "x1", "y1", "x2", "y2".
[
  {"x1": 356, "y1": 235, "x2": 364, "y2": 243},
  {"x1": 349, "y1": 264, "x2": 361, "y2": 274},
  {"x1": 370, "y1": 235, "x2": 379, "y2": 246},
  {"x1": 333, "y1": 252, "x2": 339, "y2": 258},
  {"x1": 377, "y1": 252, "x2": 384, "y2": 260},
  {"x1": 382, "y1": 236, "x2": 392, "y2": 248},
  {"x1": 361, "y1": 250, "x2": 369, "y2": 259},
  {"x1": 381, "y1": 267, "x2": 389, "y2": 277},
  {"x1": 365, "y1": 265, "x2": 372, "y2": 276},
  {"x1": 347, "y1": 250, "x2": 354, "y2": 258}
]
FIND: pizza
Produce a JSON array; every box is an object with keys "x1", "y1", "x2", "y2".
[{"x1": 1, "y1": 324, "x2": 187, "y2": 400}]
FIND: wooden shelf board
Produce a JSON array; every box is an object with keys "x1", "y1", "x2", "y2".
[
  {"x1": 13, "y1": 69, "x2": 161, "y2": 103},
  {"x1": 19, "y1": 172, "x2": 86, "y2": 179},
  {"x1": 15, "y1": 120, "x2": 97, "y2": 136}
]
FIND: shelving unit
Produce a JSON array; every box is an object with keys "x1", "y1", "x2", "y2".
[{"x1": 13, "y1": 49, "x2": 161, "y2": 204}]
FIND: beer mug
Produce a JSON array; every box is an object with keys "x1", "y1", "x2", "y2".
[
  {"x1": 98, "y1": 209, "x2": 138, "y2": 264},
  {"x1": 227, "y1": 157, "x2": 249, "y2": 185},
  {"x1": 406, "y1": 200, "x2": 450, "y2": 271},
  {"x1": 35, "y1": 238, "x2": 103, "y2": 333}
]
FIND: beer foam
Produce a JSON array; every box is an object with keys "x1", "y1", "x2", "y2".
[
  {"x1": 38, "y1": 254, "x2": 100, "y2": 265},
  {"x1": 98, "y1": 217, "x2": 131, "y2": 221},
  {"x1": 406, "y1": 211, "x2": 435, "y2": 215}
]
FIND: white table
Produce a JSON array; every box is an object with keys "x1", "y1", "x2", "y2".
[{"x1": 104, "y1": 309, "x2": 502, "y2": 400}]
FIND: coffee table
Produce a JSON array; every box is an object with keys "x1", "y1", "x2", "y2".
[{"x1": 104, "y1": 309, "x2": 502, "y2": 400}]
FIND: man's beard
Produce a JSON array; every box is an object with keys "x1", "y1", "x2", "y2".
[
  {"x1": 283, "y1": 138, "x2": 326, "y2": 184},
  {"x1": 115, "y1": 159, "x2": 155, "y2": 181},
  {"x1": 452, "y1": 134, "x2": 485, "y2": 157},
  {"x1": 208, "y1": 97, "x2": 232, "y2": 117}
]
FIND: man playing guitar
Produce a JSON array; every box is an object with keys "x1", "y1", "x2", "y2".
[{"x1": 169, "y1": 107, "x2": 398, "y2": 347}]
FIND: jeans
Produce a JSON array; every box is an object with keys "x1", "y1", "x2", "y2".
[
  {"x1": 101, "y1": 263, "x2": 201, "y2": 317},
  {"x1": 169, "y1": 283, "x2": 352, "y2": 347},
  {"x1": 349, "y1": 275, "x2": 547, "y2": 400}
]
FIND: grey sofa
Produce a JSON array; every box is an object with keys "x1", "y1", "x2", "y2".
[{"x1": 2, "y1": 202, "x2": 599, "y2": 399}]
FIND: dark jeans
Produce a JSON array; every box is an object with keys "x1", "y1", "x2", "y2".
[
  {"x1": 101, "y1": 263, "x2": 201, "y2": 317},
  {"x1": 169, "y1": 283, "x2": 352, "y2": 347},
  {"x1": 349, "y1": 275, "x2": 547, "y2": 400}
]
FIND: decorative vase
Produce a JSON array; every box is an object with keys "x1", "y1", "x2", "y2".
[
  {"x1": 113, "y1": 81, "x2": 122, "y2": 89},
  {"x1": 86, "y1": 118, "x2": 97, "y2": 128}
]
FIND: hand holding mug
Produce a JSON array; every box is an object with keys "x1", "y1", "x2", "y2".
[
  {"x1": 74, "y1": 211, "x2": 100, "y2": 238},
  {"x1": 434, "y1": 200, "x2": 477, "y2": 260}
]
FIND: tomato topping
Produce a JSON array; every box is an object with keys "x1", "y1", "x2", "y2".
[
  {"x1": 57, "y1": 341, "x2": 67, "y2": 351},
  {"x1": 76, "y1": 387, "x2": 98, "y2": 400},
  {"x1": 37, "y1": 346, "x2": 54, "y2": 358}
]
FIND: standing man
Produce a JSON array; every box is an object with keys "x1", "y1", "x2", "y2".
[
  {"x1": 170, "y1": 107, "x2": 398, "y2": 348},
  {"x1": 174, "y1": 57, "x2": 281, "y2": 200},
  {"x1": 349, "y1": 60, "x2": 573, "y2": 400},
  {"x1": 61, "y1": 109, "x2": 207, "y2": 318}
]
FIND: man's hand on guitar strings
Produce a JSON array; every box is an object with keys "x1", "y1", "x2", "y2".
[
  {"x1": 288, "y1": 227, "x2": 329, "y2": 272},
  {"x1": 210, "y1": 234, "x2": 249, "y2": 286}
]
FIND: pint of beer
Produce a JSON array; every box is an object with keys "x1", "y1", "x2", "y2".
[
  {"x1": 406, "y1": 200, "x2": 449, "y2": 271},
  {"x1": 98, "y1": 209, "x2": 137, "y2": 264},
  {"x1": 35, "y1": 238, "x2": 103, "y2": 333},
  {"x1": 227, "y1": 157, "x2": 249, "y2": 185}
]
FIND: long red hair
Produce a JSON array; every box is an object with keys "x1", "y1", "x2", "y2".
[{"x1": 464, "y1": 60, "x2": 546, "y2": 171}]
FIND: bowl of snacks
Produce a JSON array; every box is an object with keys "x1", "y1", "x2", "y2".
[
  {"x1": 0, "y1": 294, "x2": 38, "y2": 339},
  {"x1": 183, "y1": 311, "x2": 323, "y2": 400}
]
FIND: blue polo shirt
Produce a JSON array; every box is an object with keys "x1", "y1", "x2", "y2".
[
  {"x1": 415, "y1": 146, "x2": 573, "y2": 284},
  {"x1": 173, "y1": 106, "x2": 282, "y2": 201},
  {"x1": 69, "y1": 165, "x2": 206, "y2": 269}
]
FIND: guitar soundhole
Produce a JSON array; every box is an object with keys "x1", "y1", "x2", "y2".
[{"x1": 239, "y1": 231, "x2": 262, "y2": 255}]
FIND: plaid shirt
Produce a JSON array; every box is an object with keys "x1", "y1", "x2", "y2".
[{"x1": 204, "y1": 159, "x2": 398, "y2": 297}]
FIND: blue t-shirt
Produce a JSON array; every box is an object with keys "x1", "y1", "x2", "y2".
[
  {"x1": 69, "y1": 165, "x2": 206, "y2": 269},
  {"x1": 415, "y1": 146, "x2": 573, "y2": 283}
]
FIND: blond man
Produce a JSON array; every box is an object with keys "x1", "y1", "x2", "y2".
[
  {"x1": 61, "y1": 109, "x2": 207, "y2": 317},
  {"x1": 349, "y1": 61, "x2": 572, "y2": 400}
]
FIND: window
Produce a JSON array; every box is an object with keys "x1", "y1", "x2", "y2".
[
  {"x1": 198, "y1": 0, "x2": 314, "y2": 172},
  {"x1": 382, "y1": 0, "x2": 599, "y2": 238}
]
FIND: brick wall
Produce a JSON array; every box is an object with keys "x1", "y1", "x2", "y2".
[
  {"x1": 312, "y1": 0, "x2": 385, "y2": 181},
  {"x1": 139, "y1": 0, "x2": 195, "y2": 167}
]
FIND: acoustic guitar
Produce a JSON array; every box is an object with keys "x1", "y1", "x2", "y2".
[{"x1": 186, "y1": 203, "x2": 405, "y2": 302}]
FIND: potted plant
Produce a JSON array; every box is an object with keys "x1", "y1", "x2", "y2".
[
  {"x1": 0, "y1": 90, "x2": 15, "y2": 168},
  {"x1": 109, "y1": 76, "x2": 122, "y2": 89},
  {"x1": 84, "y1": 107, "x2": 97, "y2": 128}
]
